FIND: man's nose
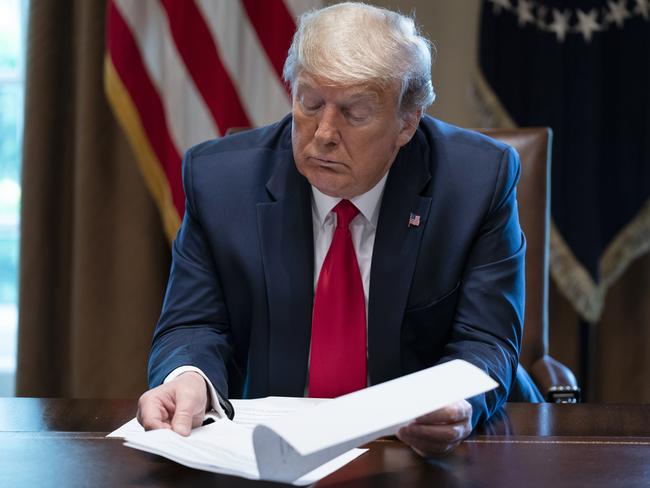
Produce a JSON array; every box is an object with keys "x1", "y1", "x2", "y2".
[{"x1": 314, "y1": 106, "x2": 341, "y2": 146}]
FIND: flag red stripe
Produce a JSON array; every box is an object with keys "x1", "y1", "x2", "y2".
[
  {"x1": 106, "y1": 1, "x2": 185, "y2": 216},
  {"x1": 241, "y1": 0, "x2": 295, "y2": 92},
  {"x1": 160, "y1": 0, "x2": 251, "y2": 134}
]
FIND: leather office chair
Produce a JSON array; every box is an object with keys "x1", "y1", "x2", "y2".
[{"x1": 477, "y1": 128, "x2": 580, "y2": 403}]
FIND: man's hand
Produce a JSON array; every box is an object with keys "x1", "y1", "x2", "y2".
[
  {"x1": 396, "y1": 400, "x2": 472, "y2": 456},
  {"x1": 137, "y1": 372, "x2": 209, "y2": 436}
]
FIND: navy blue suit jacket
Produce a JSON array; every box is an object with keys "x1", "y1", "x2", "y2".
[{"x1": 148, "y1": 114, "x2": 526, "y2": 427}]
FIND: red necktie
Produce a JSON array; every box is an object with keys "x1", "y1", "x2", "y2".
[{"x1": 309, "y1": 199, "x2": 366, "y2": 398}]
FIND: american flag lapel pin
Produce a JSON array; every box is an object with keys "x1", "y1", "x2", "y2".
[{"x1": 408, "y1": 212, "x2": 421, "y2": 227}]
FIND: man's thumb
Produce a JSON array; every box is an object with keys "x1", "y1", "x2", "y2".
[{"x1": 171, "y1": 409, "x2": 193, "y2": 436}]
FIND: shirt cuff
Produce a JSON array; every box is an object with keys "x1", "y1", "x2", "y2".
[{"x1": 164, "y1": 366, "x2": 228, "y2": 419}]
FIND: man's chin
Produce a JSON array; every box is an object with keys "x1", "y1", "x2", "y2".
[
  {"x1": 296, "y1": 162, "x2": 363, "y2": 198},
  {"x1": 310, "y1": 178, "x2": 353, "y2": 199}
]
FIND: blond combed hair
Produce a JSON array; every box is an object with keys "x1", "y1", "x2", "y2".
[{"x1": 283, "y1": 2, "x2": 435, "y2": 112}]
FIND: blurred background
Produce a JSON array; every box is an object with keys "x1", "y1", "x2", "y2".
[{"x1": 1, "y1": 0, "x2": 648, "y2": 403}]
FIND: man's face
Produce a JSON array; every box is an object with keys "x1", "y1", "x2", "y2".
[{"x1": 291, "y1": 72, "x2": 420, "y2": 199}]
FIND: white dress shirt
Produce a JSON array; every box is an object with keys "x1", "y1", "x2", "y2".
[{"x1": 165, "y1": 173, "x2": 389, "y2": 416}]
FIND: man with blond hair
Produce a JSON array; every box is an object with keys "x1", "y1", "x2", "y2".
[{"x1": 138, "y1": 2, "x2": 528, "y2": 456}]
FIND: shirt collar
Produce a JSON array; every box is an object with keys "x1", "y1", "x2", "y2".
[{"x1": 311, "y1": 172, "x2": 388, "y2": 228}]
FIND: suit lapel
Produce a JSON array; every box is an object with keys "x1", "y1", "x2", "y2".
[
  {"x1": 257, "y1": 156, "x2": 314, "y2": 396},
  {"x1": 368, "y1": 136, "x2": 433, "y2": 385}
]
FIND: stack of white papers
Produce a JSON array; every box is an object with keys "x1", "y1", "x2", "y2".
[{"x1": 113, "y1": 360, "x2": 497, "y2": 485}]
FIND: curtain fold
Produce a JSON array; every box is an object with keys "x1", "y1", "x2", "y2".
[{"x1": 16, "y1": 0, "x2": 170, "y2": 398}]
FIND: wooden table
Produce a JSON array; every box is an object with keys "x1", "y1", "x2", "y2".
[{"x1": 1, "y1": 399, "x2": 649, "y2": 487}]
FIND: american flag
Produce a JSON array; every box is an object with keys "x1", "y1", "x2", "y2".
[
  {"x1": 408, "y1": 213, "x2": 420, "y2": 227},
  {"x1": 104, "y1": 0, "x2": 319, "y2": 241}
]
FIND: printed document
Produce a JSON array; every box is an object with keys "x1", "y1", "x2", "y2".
[{"x1": 115, "y1": 360, "x2": 498, "y2": 484}]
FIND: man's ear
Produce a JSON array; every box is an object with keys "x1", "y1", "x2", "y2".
[{"x1": 397, "y1": 108, "x2": 423, "y2": 147}]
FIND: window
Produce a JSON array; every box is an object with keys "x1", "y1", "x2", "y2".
[{"x1": 0, "y1": 0, "x2": 28, "y2": 396}]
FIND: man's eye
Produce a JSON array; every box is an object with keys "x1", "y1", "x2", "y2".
[
  {"x1": 300, "y1": 97, "x2": 322, "y2": 112},
  {"x1": 344, "y1": 107, "x2": 371, "y2": 123}
]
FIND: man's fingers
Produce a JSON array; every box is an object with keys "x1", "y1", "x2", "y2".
[
  {"x1": 137, "y1": 372, "x2": 208, "y2": 435},
  {"x1": 141, "y1": 416, "x2": 171, "y2": 431},
  {"x1": 137, "y1": 391, "x2": 173, "y2": 431},
  {"x1": 397, "y1": 427, "x2": 459, "y2": 456},
  {"x1": 397, "y1": 400, "x2": 473, "y2": 457},
  {"x1": 400, "y1": 421, "x2": 469, "y2": 446},
  {"x1": 415, "y1": 400, "x2": 472, "y2": 424},
  {"x1": 397, "y1": 421, "x2": 468, "y2": 456}
]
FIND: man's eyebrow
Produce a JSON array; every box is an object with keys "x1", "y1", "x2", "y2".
[
  {"x1": 344, "y1": 91, "x2": 379, "y2": 103},
  {"x1": 296, "y1": 81, "x2": 318, "y2": 92},
  {"x1": 295, "y1": 81, "x2": 318, "y2": 93},
  {"x1": 295, "y1": 82, "x2": 379, "y2": 103}
]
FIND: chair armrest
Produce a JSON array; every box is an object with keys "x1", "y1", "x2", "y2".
[{"x1": 530, "y1": 355, "x2": 581, "y2": 403}]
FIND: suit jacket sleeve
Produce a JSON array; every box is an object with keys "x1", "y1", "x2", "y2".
[
  {"x1": 147, "y1": 147, "x2": 233, "y2": 403},
  {"x1": 439, "y1": 145, "x2": 525, "y2": 427}
]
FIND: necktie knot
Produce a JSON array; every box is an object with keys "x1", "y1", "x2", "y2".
[{"x1": 333, "y1": 199, "x2": 359, "y2": 229}]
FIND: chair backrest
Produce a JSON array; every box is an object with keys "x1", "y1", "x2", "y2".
[{"x1": 476, "y1": 128, "x2": 551, "y2": 371}]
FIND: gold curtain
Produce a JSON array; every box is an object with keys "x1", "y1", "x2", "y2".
[{"x1": 16, "y1": 0, "x2": 170, "y2": 398}]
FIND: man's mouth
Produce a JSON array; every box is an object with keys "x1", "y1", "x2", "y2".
[{"x1": 311, "y1": 156, "x2": 341, "y2": 165}]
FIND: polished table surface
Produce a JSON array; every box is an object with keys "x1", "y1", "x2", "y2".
[{"x1": 1, "y1": 399, "x2": 649, "y2": 487}]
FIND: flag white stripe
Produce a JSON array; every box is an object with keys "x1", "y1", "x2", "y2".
[
  {"x1": 115, "y1": 0, "x2": 220, "y2": 152},
  {"x1": 195, "y1": 0, "x2": 292, "y2": 127}
]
